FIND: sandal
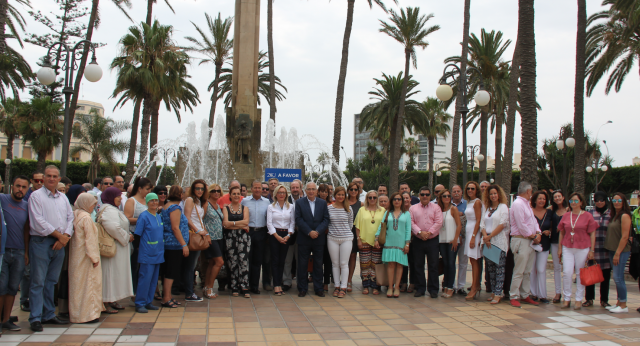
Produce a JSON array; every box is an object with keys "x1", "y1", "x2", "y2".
[
  {"x1": 362, "y1": 288, "x2": 369, "y2": 295},
  {"x1": 346, "y1": 283, "x2": 353, "y2": 292},
  {"x1": 601, "y1": 301, "x2": 611, "y2": 307},
  {"x1": 102, "y1": 306, "x2": 119, "y2": 314},
  {"x1": 399, "y1": 283, "x2": 407, "y2": 293},
  {"x1": 490, "y1": 296, "x2": 502, "y2": 304},
  {"x1": 553, "y1": 295, "x2": 561, "y2": 304},
  {"x1": 407, "y1": 284, "x2": 414, "y2": 293},
  {"x1": 333, "y1": 288, "x2": 340, "y2": 297},
  {"x1": 243, "y1": 290, "x2": 251, "y2": 298},
  {"x1": 232, "y1": 291, "x2": 239, "y2": 297},
  {"x1": 583, "y1": 300, "x2": 593, "y2": 307},
  {"x1": 161, "y1": 300, "x2": 178, "y2": 308},
  {"x1": 387, "y1": 287, "x2": 393, "y2": 298},
  {"x1": 372, "y1": 289, "x2": 380, "y2": 295},
  {"x1": 338, "y1": 288, "x2": 346, "y2": 298},
  {"x1": 170, "y1": 299, "x2": 181, "y2": 306},
  {"x1": 393, "y1": 288, "x2": 400, "y2": 298},
  {"x1": 154, "y1": 292, "x2": 163, "y2": 301},
  {"x1": 204, "y1": 287, "x2": 218, "y2": 299},
  {"x1": 110, "y1": 302, "x2": 125, "y2": 310},
  {"x1": 561, "y1": 301, "x2": 571, "y2": 309}
]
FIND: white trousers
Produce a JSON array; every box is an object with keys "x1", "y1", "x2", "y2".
[
  {"x1": 455, "y1": 248, "x2": 468, "y2": 290},
  {"x1": 282, "y1": 244, "x2": 298, "y2": 286},
  {"x1": 550, "y1": 244, "x2": 562, "y2": 294},
  {"x1": 562, "y1": 246, "x2": 589, "y2": 302},
  {"x1": 530, "y1": 250, "x2": 549, "y2": 298},
  {"x1": 327, "y1": 236, "x2": 353, "y2": 289}
]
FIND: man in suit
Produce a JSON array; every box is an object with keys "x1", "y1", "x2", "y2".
[{"x1": 295, "y1": 182, "x2": 330, "y2": 297}]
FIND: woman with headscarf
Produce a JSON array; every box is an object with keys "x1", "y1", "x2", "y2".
[
  {"x1": 585, "y1": 191, "x2": 612, "y2": 307},
  {"x1": 68, "y1": 193, "x2": 103, "y2": 323},
  {"x1": 99, "y1": 187, "x2": 133, "y2": 313}
]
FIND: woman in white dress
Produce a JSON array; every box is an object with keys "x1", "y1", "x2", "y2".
[
  {"x1": 479, "y1": 184, "x2": 510, "y2": 304},
  {"x1": 99, "y1": 187, "x2": 133, "y2": 313},
  {"x1": 183, "y1": 179, "x2": 210, "y2": 302},
  {"x1": 463, "y1": 181, "x2": 483, "y2": 300}
]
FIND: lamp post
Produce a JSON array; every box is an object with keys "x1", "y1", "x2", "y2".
[
  {"x1": 4, "y1": 158, "x2": 11, "y2": 194},
  {"x1": 435, "y1": 164, "x2": 441, "y2": 185},
  {"x1": 592, "y1": 121, "x2": 612, "y2": 193},
  {"x1": 36, "y1": 40, "x2": 102, "y2": 177},
  {"x1": 556, "y1": 136, "x2": 575, "y2": 192},
  {"x1": 436, "y1": 65, "x2": 490, "y2": 188},
  {"x1": 155, "y1": 148, "x2": 177, "y2": 186},
  {"x1": 466, "y1": 145, "x2": 483, "y2": 182}
]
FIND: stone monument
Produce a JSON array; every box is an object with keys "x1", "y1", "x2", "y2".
[{"x1": 226, "y1": 0, "x2": 263, "y2": 186}]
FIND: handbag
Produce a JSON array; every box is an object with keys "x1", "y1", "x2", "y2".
[
  {"x1": 580, "y1": 260, "x2": 605, "y2": 286},
  {"x1": 189, "y1": 203, "x2": 211, "y2": 251},
  {"x1": 96, "y1": 209, "x2": 117, "y2": 258},
  {"x1": 378, "y1": 211, "x2": 389, "y2": 245},
  {"x1": 375, "y1": 263, "x2": 388, "y2": 286}
]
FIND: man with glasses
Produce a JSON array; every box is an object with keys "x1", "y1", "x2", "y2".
[
  {"x1": 352, "y1": 177, "x2": 366, "y2": 202},
  {"x1": 23, "y1": 172, "x2": 44, "y2": 203},
  {"x1": 242, "y1": 181, "x2": 271, "y2": 294},
  {"x1": 451, "y1": 185, "x2": 469, "y2": 295},
  {"x1": 377, "y1": 184, "x2": 387, "y2": 196},
  {"x1": 267, "y1": 178, "x2": 279, "y2": 202},
  {"x1": 20, "y1": 171, "x2": 43, "y2": 312},
  {"x1": 432, "y1": 184, "x2": 444, "y2": 203},
  {"x1": 409, "y1": 187, "x2": 443, "y2": 298},
  {"x1": 399, "y1": 182, "x2": 419, "y2": 205},
  {"x1": 261, "y1": 182, "x2": 270, "y2": 199},
  {"x1": 508, "y1": 181, "x2": 541, "y2": 308},
  {"x1": 96, "y1": 176, "x2": 113, "y2": 212}
]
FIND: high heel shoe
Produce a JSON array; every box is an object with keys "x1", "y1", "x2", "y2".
[
  {"x1": 393, "y1": 288, "x2": 400, "y2": 298},
  {"x1": 465, "y1": 289, "x2": 479, "y2": 301},
  {"x1": 487, "y1": 293, "x2": 495, "y2": 302}
]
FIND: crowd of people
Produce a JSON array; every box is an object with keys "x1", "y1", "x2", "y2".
[{"x1": 0, "y1": 166, "x2": 636, "y2": 334}]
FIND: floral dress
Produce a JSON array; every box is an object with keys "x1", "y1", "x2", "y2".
[{"x1": 224, "y1": 206, "x2": 251, "y2": 293}]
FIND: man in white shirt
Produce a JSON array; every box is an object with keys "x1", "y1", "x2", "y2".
[
  {"x1": 27, "y1": 165, "x2": 74, "y2": 332},
  {"x1": 352, "y1": 177, "x2": 366, "y2": 202}
]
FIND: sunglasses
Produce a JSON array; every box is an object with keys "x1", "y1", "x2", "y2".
[
  {"x1": 612, "y1": 199, "x2": 623, "y2": 203},
  {"x1": 156, "y1": 191, "x2": 167, "y2": 195},
  {"x1": 194, "y1": 187, "x2": 205, "y2": 192},
  {"x1": 441, "y1": 194, "x2": 451, "y2": 198},
  {"x1": 33, "y1": 179, "x2": 43, "y2": 183},
  {"x1": 392, "y1": 198, "x2": 402, "y2": 202},
  {"x1": 210, "y1": 189, "x2": 221, "y2": 194},
  {"x1": 569, "y1": 200, "x2": 580, "y2": 204},
  {"x1": 349, "y1": 188, "x2": 359, "y2": 192},
  {"x1": 103, "y1": 182, "x2": 113, "y2": 186},
  {"x1": 420, "y1": 193, "x2": 430, "y2": 197},
  {"x1": 467, "y1": 187, "x2": 476, "y2": 191},
  {"x1": 594, "y1": 199, "x2": 606, "y2": 203},
  {"x1": 262, "y1": 188, "x2": 269, "y2": 191},
  {"x1": 368, "y1": 196, "x2": 377, "y2": 200}
]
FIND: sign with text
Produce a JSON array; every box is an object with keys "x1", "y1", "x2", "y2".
[{"x1": 265, "y1": 168, "x2": 302, "y2": 183}]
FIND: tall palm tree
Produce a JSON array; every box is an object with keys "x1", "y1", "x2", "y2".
[
  {"x1": 71, "y1": 111, "x2": 130, "y2": 181},
  {"x1": 518, "y1": 0, "x2": 538, "y2": 188},
  {"x1": 18, "y1": 97, "x2": 63, "y2": 171},
  {"x1": 267, "y1": 0, "x2": 276, "y2": 124},
  {"x1": 0, "y1": 45, "x2": 32, "y2": 102},
  {"x1": 0, "y1": 98, "x2": 23, "y2": 162},
  {"x1": 0, "y1": 0, "x2": 31, "y2": 53},
  {"x1": 379, "y1": 6, "x2": 440, "y2": 193},
  {"x1": 446, "y1": 29, "x2": 511, "y2": 183},
  {"x1": 358, "y1": 72, "x2": 424, "y2": 159},
  {"x1": 331, "y1": 0, "x2": 395, "y2": 164},
  {"x1": 402, "y1": 137, "x2": 420, "y2": 172},
  {"x1": 501, "y1": 40, "x2": 520, "y2": 191},
  {"x1": 146, "y1": 0, "x2": 174, "y2": 25},
  {"x1": 574, "y1": 0, "x2": 588, "y2": 194},
  {"x1": 184, "y1": 12, "x2": 233, "y2": 130},
  {"x1": 417, "y1": 97, "x2": 452, "y2": 190}
]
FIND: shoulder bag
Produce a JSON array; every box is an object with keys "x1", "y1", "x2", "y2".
[
  {"x1": 96, "y1": 208, "x2": 117, "y2": 258},
  {"x1": 378, "y1": 211, "x2": 389, "y2": 245},
  {"x1": 189, "y1": 203, "x2": 211, "y2": 251}
]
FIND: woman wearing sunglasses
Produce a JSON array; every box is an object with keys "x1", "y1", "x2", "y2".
[
  {"x1": 153, "y1": 185, "x2": 168, "y2": 211},
  {"x1": 463, "y1": 181, "x2": 483, "y2": 300},
  {"x1": 182, "y1": 179, "x2": 210, "y2": 302},
  {"x1": 437, "y1": 189, "x2": 462, "y2": 298},
  {"x1": 201, "y1": 184, "x2": 226, "y2": 298},
  {"x1": 585, "y1": 191, "x2": 612, "y2": 308},
  {"x1": 354, "y1": 190, "x2": 385, "y2": 295},
  {"x1": 603, "y1": 193, "x2": 632, "y2": 313},
  {"x1": 557, "y1": 192, "x2": 597, "y2": 309},
  {"x1": 346, "y1": 182, "x2": 362, "y2": 293},
  {"x1": 550, "y1": 190, "x2": 569, "y2": 303}
]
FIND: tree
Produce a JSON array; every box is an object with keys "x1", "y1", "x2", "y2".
[
  {"x1": 267, "y1": 0, "x2": 276, "y2": 124},
  {"x1": 0, "y1": 0, "x2": 31, "y2": 53},
  {"x1": 70, "y1": 111, "x2": 130, "y2": 181},
  {"x1": 146, "y1": 0, "x2": 173, "y2": 25},
  {"x1": 573, "y1": 0, "x2": 587, "y2": 194},
  {"x1": 402, "y1": 137, "x2": 420, "y2": 172},
  {"x1": 0, "y1": 98, "x2": 23, "y2": 161},
  {"x1": 518, "y1": 0, "x2": 538, "y2": 189},
  {"x1": 379, "y1": 6, "x2": 440, "y2": 193},
  {"x1": 501, "y1": 41, "x2": 520, "y2": 192},
  {"x1": 0, "y1": 45, "x2": 32, "y2": 102},
  {"x1": 18, "y1": 97, "x2": 63, "y2": 171},
  {"x1": 184, "y1": 12, "x2": 233, "y2": 130},
  {"x1": 416, "y1": 97, "x2": 452, "y2": 190},
  {"x1": 331, "y1": 0, "x2": 395, "y2": 164}
]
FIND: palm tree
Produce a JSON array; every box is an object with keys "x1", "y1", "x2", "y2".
[
  {"x1": 417, "y1": 97, "x2": 452, "y2": 190},
  {"x1": 146, "y1": 0, "x2": 174, "y2": 25},
  {"x1": 0, "y1": 98, "x2": 23, "y2": 162},
  {"x1": 402, "y1": 137, "x2": 420, "y2": 172},
  {"x1": 446, "y1": 29, "x2": 511, "y2": 182},
  {"x1": 501, "y1": 40, "x2": 520, "y2": 191},
  {"x1": 518, "y1": 0, "x2": 538, "y2": 188},
  {"x1": 18, "y1": 97, "x2": 63, "y2": 171},
  {"x1": 574, "y1": 0, "x2": 588, "y2": 194},
  {"x1": 267, "y1": 0, "x2": 276, "y2": 124},
  {"x1": 379, "y1": 6, "x2": 440, "y2": 193},
  {"x1": 184, "y1": 12, "x2": 233, "y2": 130},
  {"x1": 331, "y1": 0, "x2": 395, "y2": 164},
  {"x1": 0, "y1": 0, "x2": 31, "y2": 53},
  {"x1": 71, "y1": 111, "x2": 130, "y2": 181},
  {"x1": 358, "y1": 72, "x2": 424, "y2": 159},
  {"x1": 0, "y1": 45, "x2": 32, "y2": 102}
]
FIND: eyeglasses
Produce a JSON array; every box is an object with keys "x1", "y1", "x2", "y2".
[
  {"x1": 209, "y1": 189, "x2": 221, "y2": 194},
  {"x1": 467, "y1": 187, "x2": 476, "y2": 191},
  {"x1": 594, "y1": 199, "x2": 606, "y2": 203},
  {"x1": 156, "y1": 191, "x2": 167, "y2": 195},
  {"x1": 368, "y1": 196, "x2": 377, "y2": 200},
  {"x1": 612, "y1": 199, "x2": 623, "y2": 203},
  {"x1": 569, "y1": 200, "x2": 580, "y2": 204},
  {"x1": 194, "y1": 187, "x2": 205, "y2": 192},
  {"x1": 392, "y1": 198, "x2": 402, "y2": 202},
  {"x1": 33, "y1": 179, "x2": 43, "y2": 183},
  {"x1": 441, "y1": 195, "x2": 451, "y2": 198},
  {"x1": 349, "y1": 188, "x2": 359, "y2": 192},
  {"x1": 262, "y1": 188, "x2": 269, "y2": 191},
  {"x1": 104, "y1": 182, "x2": 114, "y2": 186},
  {"x1": 277, "y1": 192, "x2": 286, "y2": 195},
  {"x1": 420, "y1": 193, "x2": 430, "y2": 197}
]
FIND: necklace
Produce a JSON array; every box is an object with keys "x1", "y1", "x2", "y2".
[
  {"x1": 392, "y1": 211, "x2": 400, "y2": 230},
  {"x1": 488, "y1": 205, "x2": 498, "y2": 217},
  {"x1": 569, "y1": 211, "x2": 583, "y2": 243},
  {"x1": 229, "y1": 204, "x2": 241, "y2": 214},
  {"x1": 369, "y1": 208, "x2": 376, "y2": 224}
]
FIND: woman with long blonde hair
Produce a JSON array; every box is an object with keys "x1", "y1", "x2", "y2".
[{"x1": 267, "y1": 185, "x2": 295, "y2": 296}]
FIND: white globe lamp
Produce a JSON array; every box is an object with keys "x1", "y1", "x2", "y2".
[
  {"x1": 474, "y1": 90, "x2": 491, "y2": 107},
  {"x1": 4, "y1": 159, "x2": 10, "y2": 165},
  {"x1": 601, "y1": 165, "x2": 608, "y2": 172},
  {"x1": 436, "y1": 171, "x2": 442, "y2": 177},
  {"x1": 586, "y1": 166, "x2": 593, "y2": 173},
  {"x1": 171, "y1": 156, "x2": 177, "y2": 163},
  {"x1": 37, "y1": 66, "x2": 56, "y2": 86},
  {"x1": 565, "y1": 137, "x2": 576, "y2": 148},
  {"x1": 556, "y1": 140, "x2": 565, "y2": 150},
  {"x1": 153, "y1": 155, "x2": 161, "y2": 162},
  {"x1": 477, "y1": 154, "x2": 485, "y2": 162},
  {"x1": 435, "y1": 84, "x2": 453, "y2": 102},
  {"x1": 490, "y1": 178, "x2": 495, "y2": 183},
  {"x1": 84, "y1": 58, "x2": 103, "y2": 83}
]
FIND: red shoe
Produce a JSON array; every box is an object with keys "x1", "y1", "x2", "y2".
[
  {"x1": 521, "y1": 296, "x2": 540, "y2": 305},
  {"x1": 510, "y1": 299, "x2": 521, "y2": 308}
]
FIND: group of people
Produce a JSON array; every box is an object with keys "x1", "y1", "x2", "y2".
[{"x1": 0, "y1": 168, "x2": 635, "y2": 334}]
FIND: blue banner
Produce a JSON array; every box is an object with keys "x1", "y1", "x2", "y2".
[{"x1": 265, "y1": 168, "x2": 302, "y2": 182}]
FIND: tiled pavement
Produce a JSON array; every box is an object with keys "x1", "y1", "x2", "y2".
[{"x1": 3, "y1": 271, "x2": 640, "y2": 346}]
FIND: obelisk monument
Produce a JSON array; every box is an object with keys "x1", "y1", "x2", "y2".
[{"x1": 226, "y1": 0, "x2": 263, "y2": 185}]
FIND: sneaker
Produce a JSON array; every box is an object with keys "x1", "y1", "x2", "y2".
[
  {"x1": 521, "y1": 296, "x2": 540, "y2": 305},
  {"x1": 606, "y1": 305, "x2": 617, "y2": 310},
  {"x1": 145, "y1": 304, "x2": 159, "y2": 311},
  {"x1": 2, "y1": 321, "x2": 21, "y2": 331},
  {"x1": 510, "y1": 299, "x2": 521, "y2": 308},
  {"x1": 135, "y1": 306, "x2": 148, "y2": 313},
  {"x1": 185, "y1": 294, "x2": 203, "y2": 302},
  {"x1": 610, "y1": 306, "x2": 629, "y2": 313}
]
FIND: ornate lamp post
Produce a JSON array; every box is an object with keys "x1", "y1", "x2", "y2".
[
  {"x1": 466, "y1": 145, "x2": 483, "y2": 182},
  {"x1": 556, "y1": 136, "x2": 575, "y2": 192},
  {"x1": 4, "y1": 158, "x2": 11, "y2": 194},
  {"x1": 435, "y1": 164, "x2": 441, "y2": 185},
  {"x1": 436, "y1": 65, "x2": 490, "y2": 188},
  {"x1": 36, "y1": 41, "x2": 103, "y2": 177}
]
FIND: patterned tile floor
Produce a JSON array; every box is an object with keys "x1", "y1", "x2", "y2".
[{"x1": 3, "y1": 268, "x2": 640, "y2": 346}]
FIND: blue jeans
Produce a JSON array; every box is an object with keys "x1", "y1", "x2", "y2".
[
  {"x1": 439, "y1": 243, "x2": 458, "y2": 289},
  {"x1": 182, "y1": 250, "x2": 200, "y2": 297},
  {"x1": 20, "y1": 262, "x2": 29, "y2": 304},
  {"x1": 609, "y1": 251, "x2": 630, "y2": 303},
  {"x1": 28, "y1": 236, "x2": 65, "y2": 323},
  {"x1": 135, "y1": 263, "x2": 160, "y2": 308},
  {"x1": 0, "y1": 249, "x2": 26, "y2": 296}
]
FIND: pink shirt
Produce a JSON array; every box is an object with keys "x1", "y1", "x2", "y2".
[
  {"x1": 557, "y1": 211, "x2": 598, "y2": 249},
  {"x1": 509, "y1": 196, "x2": 540, "y2": 237},
  {"x1": 409, "y1": 202, "x2": 443, "y2": 239}
]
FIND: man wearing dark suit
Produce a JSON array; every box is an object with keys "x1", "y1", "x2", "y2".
[{"x1": 295, "y1": 182, "x2": 330, "y2": 297}]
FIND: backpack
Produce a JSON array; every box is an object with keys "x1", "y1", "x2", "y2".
[{"x1": 96, "y1": 208, "x2": 117, "y2": 258}]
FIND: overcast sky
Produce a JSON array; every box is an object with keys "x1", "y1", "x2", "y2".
[{"x1": 17, "y1": 0, "x2": 640, "y2": 169}]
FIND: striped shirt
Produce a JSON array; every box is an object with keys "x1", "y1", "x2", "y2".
[{"x1": 327, "y1": 204, "x2": 354, "y2": 239}]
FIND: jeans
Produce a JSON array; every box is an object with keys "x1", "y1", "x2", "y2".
[
  {"x1": 439, "y1": 243, "x2": 457, "y2": 289},
  {"x1": 455, "y1": 248, "x2": 468, "y2": 290},
  {"x1": 610, "y1": 251, "x2": 630, "y2": 303},
  {"x1": 28, "y1": 236, "x2": 65, "y2": 323},
  {"x1": 327, "y1": 236, "x2": 353, "y2": 289},
  {"x1": 509, "y1": 237, "x2": 535, "y2": 300},
  {"x1": 562, "y1": 246, "x2": 589, "y2": 302},
  {"x1": 530, "y1": 250, "x2": 549, "y2": 299},
  {"x1": 550, "y1": 244, "x2": 563, "y2": 294},
  {"x1": 249, "y1": 228, "x2": 267, "y2": 290},
  {"x1": 20, "y1": 263, "x2": 30, "y2": 304},
  {"x1": 270, "y1": 231, "x2": 289, "y2": 287},
  {"x1": 0, "y1": 249, "x2": 26, "y2": 296},
  {"x1": 135, "y1": 263, "x2": 160, "y2": 308},
  {"x1": 412, "y1": 235, "x2": 440, "y2": 294},
  {"x1": 182, "y1": 250, "x2": 200, "y2": 297}
]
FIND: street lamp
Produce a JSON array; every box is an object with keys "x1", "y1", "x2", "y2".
[
  {"x1": 435, "y1": 164, "x2": 441, "y2": 185},
  {"x1": 4, "y1": 158, "x2": 11, "y2": 193},
  {"x1": 436, "y1": 65, "x2": 489, "y2": 188},
  {"x1": 36, "y1": 41, "x2": 102, "y2": 177},
  {"x1": 556, "y1": 135, "x2": 575, "y2": 192},
  {"x1": 467, "y1": 145, "x2": 481, "y2": 182}
]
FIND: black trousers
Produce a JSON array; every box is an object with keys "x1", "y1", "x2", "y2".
[
  {"x1": 297, "y1": 242, "x2": 324, "y2": 294},
  {"x1": 401, "y1": 247, "x2": 416, "y2": 285},
  {"x1": 503, "y1": 248, "x2": 515, "y2": 294},
  {"x1": 412, "y1": 235, "x2": 440, "y2": 294},
  {"x1": 270, "y1": 231, "x2": 289, "y2": 287},
  {"x1": 263, "y1": 236, "x2": 272, "y2": 286},
  {"x1": 586, "y1": 268, "x2": 612, "y2": 302},
  {"x1": 249, "y1": 228, "x2": 267, "y2": 290}
]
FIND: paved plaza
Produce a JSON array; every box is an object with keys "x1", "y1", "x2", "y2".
[{"x1": 2, "y1": 269, "x2": 640, "y2": 346}]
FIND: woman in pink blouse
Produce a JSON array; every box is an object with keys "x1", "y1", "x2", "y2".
[{"x1": 557, "y1": 192, "x2": 597, "y2": 309}]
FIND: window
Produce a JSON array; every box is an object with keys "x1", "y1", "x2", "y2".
[
  {"x1": 22, "y1": 147, "x2": 32, "y2": 159},
  {"x1": 71, "y1": 151, "x2": 81, "y2": 162},
  {"x1": 0, "y1": 145, "x2": 7, "y2": 159},
  {"x1": 77, "y1": 106, "x2": 85, "y2": 110}
]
